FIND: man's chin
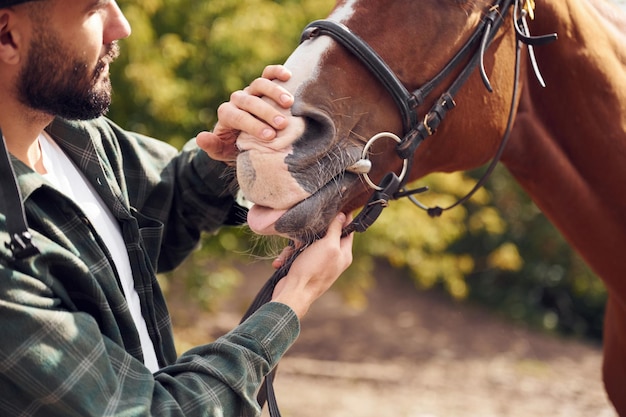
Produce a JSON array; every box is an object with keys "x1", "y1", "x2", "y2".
[{"x1": 64, "y1": 90, "x2": 111, "y2": 120}]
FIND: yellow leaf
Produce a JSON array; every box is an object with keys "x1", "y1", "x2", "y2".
[
  {"x1": 488, "y1": 242, "x2": 524, "y2": 272},
  {"x1": 523, "y1": 0, "x2": 536, "y2": 20}
]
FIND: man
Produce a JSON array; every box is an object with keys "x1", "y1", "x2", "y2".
[{"x1": 0, "y1": 1, "x2": 353, "y2": 416}]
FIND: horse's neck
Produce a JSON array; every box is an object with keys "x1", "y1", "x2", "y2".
[
  {"x1": 588, "y1": 0, "x2": 626, "y2": 36},
  {"x1": 502, "y1": 0, "x2": 626, "y2": 292}
]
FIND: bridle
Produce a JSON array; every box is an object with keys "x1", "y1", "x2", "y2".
[
  {"x1": 297, "y1": 0, "x2": 557, "y2": 237},
  {"x1": 247, "y1": 1, "x2": 557, "y2": 416}
]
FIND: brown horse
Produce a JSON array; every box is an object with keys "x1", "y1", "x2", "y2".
[{"x1": 235, "y1": 0, "x2": 626, "y2": 412}]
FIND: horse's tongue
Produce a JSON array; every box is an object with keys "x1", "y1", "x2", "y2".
[{"x1": 247, "y1": 204, "x2": 287, "y2": 235}]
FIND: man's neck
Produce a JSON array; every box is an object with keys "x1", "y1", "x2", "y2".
[{"x1": 0, "y1": 100, "x2": 54, "y2": 173}]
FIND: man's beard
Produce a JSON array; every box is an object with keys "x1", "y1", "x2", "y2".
[{"x1": 17, "y1": 29, "x2": 120, "y2": 121}]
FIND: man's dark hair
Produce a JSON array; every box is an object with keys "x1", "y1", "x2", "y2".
[{"x1": 0, "y1": 0, "x2": 37, "y2": 8}]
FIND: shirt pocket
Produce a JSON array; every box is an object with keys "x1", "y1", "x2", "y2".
[{"x1": 128, "y1": 207, "x2": 164, "y2": 269}]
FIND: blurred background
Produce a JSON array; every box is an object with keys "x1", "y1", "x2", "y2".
[{"x1": 111, "y1": 0, "x2": 607, "y2": 342}]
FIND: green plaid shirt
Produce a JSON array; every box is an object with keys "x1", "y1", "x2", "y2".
[{"x1": 0, "y1": 117, "x2": 299, "y2": 416}]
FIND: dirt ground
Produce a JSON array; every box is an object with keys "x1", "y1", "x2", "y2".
[{"x1": 169, "y1": 261, "x2": 617, "y2": 417}]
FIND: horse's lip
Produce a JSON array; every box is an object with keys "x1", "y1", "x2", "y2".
[
  {"x1": 245, "y1": 173, "x2": 358, "y2": 239},
  {"x1": 244, "y1": 144, "x2": 363, "y2": 238}
]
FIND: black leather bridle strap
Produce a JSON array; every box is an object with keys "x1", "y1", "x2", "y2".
[
  {"x1": 301, "y1": 0, "x2": 556, "y2": 228},
  {"x1": 397, "y1": 0, "x2": 516, "y2": 160},
  {"x1": 301, "y1": 0, "x2": 511, "y2": 146},
  {"x1": 301, "y1": 21, "x2": 419, "y2": 133},
  {"x1": 341, "y1": 172, "x2": 402, "y2": 236},
  {"x1": 240, "y1": 174, "x2": 404, "y2": 415},
  {"x1": 0, "y1": 128, "x2": 39, "y2": 260}
]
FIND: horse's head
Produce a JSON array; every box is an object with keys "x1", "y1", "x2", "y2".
[{"x1": 237, "y1": 0, "x2": 521, "y2": 242}]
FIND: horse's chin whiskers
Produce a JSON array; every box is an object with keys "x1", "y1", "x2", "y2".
[
  {"x1": 243, "y1": 231, "x2": 296, "y2": 261},
  {"x1": 348, "y1": 129, "x2": 367, "y2": 141}
]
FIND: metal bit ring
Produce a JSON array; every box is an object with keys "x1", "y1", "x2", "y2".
[{"x1": 360, "y1": 132, "x2": 408, "y2": 191}]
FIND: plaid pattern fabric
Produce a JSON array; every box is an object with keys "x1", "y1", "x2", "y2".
[{"x1": 0, "y1": 117, "x2": 299, "y2": 416}]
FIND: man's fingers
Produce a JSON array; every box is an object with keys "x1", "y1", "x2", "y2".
[
  {"x1": 217, "y1": 98, "x2": 276, "y2": 141},
  {"x1": 327, "y1": 212, "x2": 347, "y2": 237},
  {"x1": 272, "y1": 245, "x2": 295, "y2": 269},
  {"x1": 195, "y1": 131, "x2": 238, "y2": 162},
  {"x1": 261, "y1": 64, "x2": 292, "y2": 82},
  {"x1": 227, "y1": 90, "x2": 290, "y2": 137},
  {"x1": 244, "y1": 78, "x2": 294, "y2": 110}
]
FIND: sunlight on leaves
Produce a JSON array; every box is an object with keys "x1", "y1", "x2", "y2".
[{"x1": 487, "y1": 242, "x2": 524, "y2": 272}]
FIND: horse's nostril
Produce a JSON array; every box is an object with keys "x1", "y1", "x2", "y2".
[{"x1": 296, "y1": 115, "x2": 335, "y2": 152}]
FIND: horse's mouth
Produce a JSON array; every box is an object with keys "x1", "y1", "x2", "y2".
[
  {"x1": 238, "y1": 138, "x2": 366, "y2": 240},
  {"x1": 246, "y1": 174, "x2": 358, "y2": 241}
]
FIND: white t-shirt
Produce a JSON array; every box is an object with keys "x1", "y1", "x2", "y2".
[{"x1": 38, "y1": 133, "x2": 159, "y2": 372}]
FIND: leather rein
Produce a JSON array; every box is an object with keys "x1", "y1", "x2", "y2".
[{"x1": 298, "y1": 0, "x2": 557, "y2": 237}]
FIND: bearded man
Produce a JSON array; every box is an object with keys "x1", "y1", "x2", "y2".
[{"x1": 0, "y1": 1, "x2": 353, "y2": 416}]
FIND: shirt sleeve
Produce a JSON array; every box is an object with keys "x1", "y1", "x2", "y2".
[{"x1": 0, "y1": 265, "x2": 299, "y2": 417}]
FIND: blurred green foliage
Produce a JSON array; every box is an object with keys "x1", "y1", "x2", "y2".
[
  {"x1": 350, "y1": 167, "x2": 606, "y2": 341},
  {"x1": 111, "y1": 0, "x2": 606, "y2": 341}
]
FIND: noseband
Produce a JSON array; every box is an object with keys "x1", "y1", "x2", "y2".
[{"x1": 300, "y1": 0, "x2": 557, "y2": 236}]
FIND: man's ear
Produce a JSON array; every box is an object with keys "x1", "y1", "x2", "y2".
[{"x1": 0, "y1": 12, "x2": 22, "y2": 65}]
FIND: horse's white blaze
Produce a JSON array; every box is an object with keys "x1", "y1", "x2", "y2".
[
  {"x1": 329, "y1": 0, "x2": 358, "y2": 23},
  {"x1": 282, "y1": 37, "x2": 330, "y2": 95},
  {"x1": 280, "y1": 0, "x2": 357, "y2": 94},
  {"x1": 236, "y1": 3, "x2": 359, "y2": 236}
]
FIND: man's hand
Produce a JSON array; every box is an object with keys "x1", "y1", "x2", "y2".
[
  {"x1": 271, "y1": 213, "x2": 354, "y2": 319},
  {"x1": 196, "y1": 65, "x2": 294, "y2": 162}
]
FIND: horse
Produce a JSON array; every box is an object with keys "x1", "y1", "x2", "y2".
[{"x1": 234, "y1": 0, "x2": 626, "y2": 413}]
